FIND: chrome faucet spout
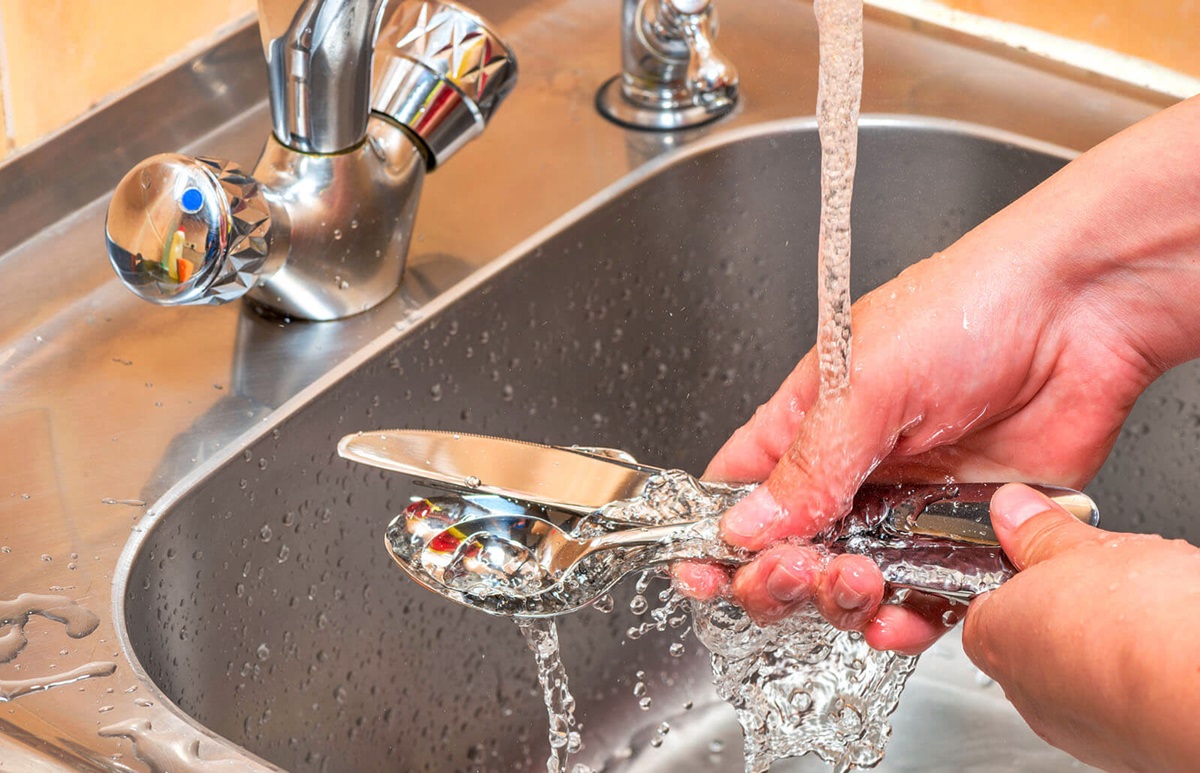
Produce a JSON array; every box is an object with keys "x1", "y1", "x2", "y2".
[
  {"x1": 259, "y1": 0, "x2": 390, "y2": 154},
  {"x1": 105, "y1": 0, "x2": 517, "y2": 321}
]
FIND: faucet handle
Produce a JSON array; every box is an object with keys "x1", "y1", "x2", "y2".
[
  {"x1": 105, "y1": 155, "x2": 281, "y2": 306},
  {"x1": 372, "y1": 0, "x2": 518, "y2": 168}
]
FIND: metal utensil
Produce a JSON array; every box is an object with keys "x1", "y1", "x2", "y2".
[
  {"x1": 341, "y1": 430, "x2": 1100, "y2": 616},
  {"x1": 385, "y1": 495, "x2": 745, "y2": 615}
]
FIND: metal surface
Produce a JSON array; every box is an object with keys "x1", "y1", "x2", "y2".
[
  {"x1": 258, "y1": 0, "x2": 390, "y2": 153},
  {"x1": 338, "y1": 431, "x2": 1098, "y2": 541},
  {"x1": 0, "y1": 0, "x2": 1194, "y2": 769},
  {"x1": 372, "y1": 0, "x2": 518, "y2": 167},
  {"x1": 345, "y1": 435, "x2": 1098, "y2": 613},
  {"x1": 385, "y1": 506, "x2": 733, "y2": 613},
  {"x1": 244, "y1": 120, "x2": 425, "y2": 319},
  {"x1": 104, "y1": 0, "x2": 516, "y2": 320},
  {"x1": 597, "y1": 0, "x2": 738, "y2": 129},
  {"x1": 337, "y1": 430, "x2": 659, "y2": 514},
  {"x1": 881, "y1": 483, "x2": 1099, "y2": 544},
  {"x1": 105, "y1": 154, "x2": 280, "y2": 305},
  {"x1": 115, "y1": 122, "x2": 1149, "y2": 772}
]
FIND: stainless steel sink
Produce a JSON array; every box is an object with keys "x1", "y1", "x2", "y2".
[
  {"x1": 118, "y1": 119, "x2": 1187, "y2": 772},
  {"x1": 1, "y1": 0, "x2": 1193, "y2": 769}
]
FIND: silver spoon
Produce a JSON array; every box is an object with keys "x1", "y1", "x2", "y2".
[{"x1": 385, "y1": 508, "x2": 741, "y2": 617}]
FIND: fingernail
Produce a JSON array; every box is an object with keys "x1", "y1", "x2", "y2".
[
  {"x1": 722, "y1": 487, "x2": 785, "y2": 545},
  {"x1": 766, "y1": 560, "x2": 817, "y2": 603},
  {"x1": 833, "y1": 565, "x2": 870, "y2": 612},
  {"x1": 991, "y1": 483, "x2": 1059, "y2": 532}
]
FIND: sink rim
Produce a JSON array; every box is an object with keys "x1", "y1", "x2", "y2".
[{"x1": 110, "y1": 113, "x2": 1078, "y2": 759}]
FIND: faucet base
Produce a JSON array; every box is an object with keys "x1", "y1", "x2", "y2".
[
  {"x1": 246, "y1": 119, "x2": 426, "y2": 322},
  {"x1": 596, "y1": 75, "x2": 736, "y2": 131}
]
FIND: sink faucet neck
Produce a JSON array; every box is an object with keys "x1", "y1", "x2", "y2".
[
  {"x1": 600, "y1": 0, "x2": 738, "y2": 130},
  {"x1": 259, "y1": 0, "x2": 390, "y2": 154}
]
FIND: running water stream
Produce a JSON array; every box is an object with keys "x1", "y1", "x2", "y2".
[
  {"x1": 813, "y1": 0, "x2": 862, "y2": 394},
  {"x1": 517, "y1": 618, "x2": 583, "y2": 773},
  {"x1": 691, "y1": 1, "x2": 920, "y2": 770}
]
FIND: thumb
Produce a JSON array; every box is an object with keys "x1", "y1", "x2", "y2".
[
  {"x1": 719, "y1": 390, "x2": 899, "y2": 551},
  {"x1": 991, "y1": 483, "x2": 1098, "y2": 570}
]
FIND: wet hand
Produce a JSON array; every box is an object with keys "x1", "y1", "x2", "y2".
[
  {"x1": 674, "y1": 203, "x2": 1154, "y2": 648},
  {"x1": 675, "y1": 95, "x2": 1200, "y2": 648},
  {"x1": 963, "y1": 484, "x2": 1200, "y2": 770}
]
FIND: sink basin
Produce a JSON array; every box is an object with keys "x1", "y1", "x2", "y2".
[
  {"x1": 1, "y1": 0, "x2": 1192, "y2": 765},
  {"x1": 118, "y1": 118, "x2": 1196, "y2": 772}
]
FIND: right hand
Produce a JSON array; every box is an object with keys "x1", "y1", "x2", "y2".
[
  {"x1": 675, "y1": 95, "x2": 1200, "y2": 653},
  {"x1": 963, "y1": 484, "x2": 1200, "y2": 771}
]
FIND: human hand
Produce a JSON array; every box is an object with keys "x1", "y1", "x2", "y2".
[
  {"x1": 962, "y1": 483, "x2": 1200, "y2": 771},
  {"x1": 675, "y1": 96, "x2": 1200, "y2": 649},
  {"x1": 673, "y1": 229, "x2": 1153, "y2": 651}
]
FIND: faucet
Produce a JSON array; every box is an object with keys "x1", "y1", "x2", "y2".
[
  {"x1": 596, "y1": 0, "x2": 737, "y2": 131},
  {"x1": 104, "y1": 0, "x2": 516, "y2": 321}
]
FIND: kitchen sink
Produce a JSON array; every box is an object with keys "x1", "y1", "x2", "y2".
[
  {"x1": 121, "y1": 119, "x2": 1195, "y2": 771},
  {"x1": 2, "y1": 0, "x2": 1192, "y2": 768}
]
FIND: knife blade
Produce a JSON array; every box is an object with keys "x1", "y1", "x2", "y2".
[{"x1": 337, "y1": 429, "x2": 660, "y2": 515}]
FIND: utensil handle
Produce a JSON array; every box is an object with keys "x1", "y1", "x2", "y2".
[
  {"x1": 852, "y1": 482, "x2": 1097, "y2": 545},
  {"x1": 595, "y1": 482, "x2": 1098, "y2": 601},
  {"x1": 586, "y1": 519, "x2": 750, "y2": 564}
]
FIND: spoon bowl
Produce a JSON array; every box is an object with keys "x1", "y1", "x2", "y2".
[{"x1": 385, "y1": 502, "x2": 735, "y2": 616}]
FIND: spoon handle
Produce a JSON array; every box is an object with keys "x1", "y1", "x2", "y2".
[{"x1": 584, "y1": 518, "x2": 749, "y2": 565}]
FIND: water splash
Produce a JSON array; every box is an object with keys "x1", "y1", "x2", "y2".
[
  {"x1": 693, "y1": 599, "x2": 915, "y2": 772},
  {"x1": 605, "y1": 475, "x2": 919, "y2": 769}
]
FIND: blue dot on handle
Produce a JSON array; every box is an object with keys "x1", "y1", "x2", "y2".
[{"x1": 180, "y1": 187, "x2": 204, "y2": 214}]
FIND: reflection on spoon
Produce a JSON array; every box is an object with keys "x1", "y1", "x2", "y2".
[{"x1": 387, "y1": 498, "x2": 742, "y2": 616}]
